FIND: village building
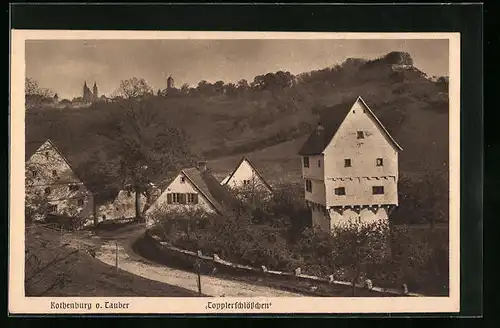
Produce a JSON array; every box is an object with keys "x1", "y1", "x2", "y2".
[
  {"x1": 97, "y1": 189, "x2": 147, "y2": 222},
  {"x1": 25, "y1": 139, "x2": 95, "y2": 225},
  {"x1": 298, "y1": 96, "x2": 403, "y2": 232},
  {"x1": 145, "y1": 162, "x2": 240, "y2": 226},
  {"x1": 82, "y1": 81, "x2": 99, "y2": 103},
  {"x1": 220, "y1": 156, "x2": 273, "y2": 199}
]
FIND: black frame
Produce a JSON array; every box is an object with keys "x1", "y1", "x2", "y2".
[{"x1": 8, "y1": 2, "x2": 483, "y2": 319}]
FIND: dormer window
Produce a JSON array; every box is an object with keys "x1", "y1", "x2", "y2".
[
  {"x1": 376, "y1": 158, "x2": 384, "y2": 166},
  {"x1": 303, "y1": 156, "x2": 310, "y2": 168},
  {"x1": 357, "y1": 131, "x2": 364, "y2": 139}
]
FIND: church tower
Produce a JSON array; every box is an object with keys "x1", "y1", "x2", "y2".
[
  {"x1": 93, "y1": 82, "x2": 98, "y2": 101},
  {"x1": 167, "y1": 75, "x2": 174, "y2": 89}
]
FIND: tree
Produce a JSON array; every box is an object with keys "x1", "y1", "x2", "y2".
[
  {"x1": 113, "y1": 77, "x2": 153, "y2": 99},
  {"x1": 180, "y1": 83, "x2": 190, "y2": 95},
  {"x1": 213, "y1": 81, "x2": 225, "y2": 96},
  {"x1": 223, "y1": 83, "x2": 238, "y2": 97},
  {"x1": 102, "y1": 77, "x2": 197, "y2": 222},
  {"x1": 25, "y1": 77, "x2": 56, "y2": 110},
  {"x1": 331, "y1": 220, "x2": 391, "y2": 296}
]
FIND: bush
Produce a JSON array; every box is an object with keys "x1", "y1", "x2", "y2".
[{"x1": 148, "y1": 182, "x2": 448, "y2": 295}]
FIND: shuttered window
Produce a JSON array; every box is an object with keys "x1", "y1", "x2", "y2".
[{"x1": 187, "y1": 193, "x2": 198, "y2": 204}]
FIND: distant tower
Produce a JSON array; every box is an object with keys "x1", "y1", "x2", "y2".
[
  {"x1": 93, "y1": 82, "x2": 98, "y2": 101},
  {"x1": 167, "y1": 75, "x2": 174, "y2": 89},
  {"x1": 83, "y1": 81, "x2": 92, "y2": 103}
]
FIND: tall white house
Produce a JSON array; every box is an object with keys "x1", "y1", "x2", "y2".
[{"x1": 298, "y1": 96, "x2": 403, "y2": 232}]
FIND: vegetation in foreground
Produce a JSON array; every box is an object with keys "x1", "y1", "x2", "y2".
[
  {"x1": 24, "y1": 225, "x2": 201, "y2": 297},
  {"x1": 149, "y1": 183, "x2": 449, "y2": 296}
]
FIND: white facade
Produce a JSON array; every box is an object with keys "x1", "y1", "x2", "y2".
[
  {"x1": 222, "y1": 157, "x2": 273, "y2": 196},
  {"x1": 145, "y1": 171, "x2": 216, "y2": 226},
  {"x1": 300, "y1": 97, "x2": 402, "y2": 232},
  {"x1": 98, "y1": 190, "x2": 147, "y2": 221},
  {"x1": 25, "y1": 140, "x2": 94, "y2": 224}
]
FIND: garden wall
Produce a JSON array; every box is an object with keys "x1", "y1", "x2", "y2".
[{"x1": 139, "y1": 229, "x2": 423, "y2": 297}]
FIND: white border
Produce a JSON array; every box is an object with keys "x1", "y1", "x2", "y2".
[{"x1": 9, "y1": 30, "x2": 460, "y2": 314}]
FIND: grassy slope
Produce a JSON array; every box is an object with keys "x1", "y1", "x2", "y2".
[
  {"x1": 26, "y1": 56, "x2": 449, "y2": 221},
  {"x1": 25, "y1": 226, "x2": 200, "y2": 297}
]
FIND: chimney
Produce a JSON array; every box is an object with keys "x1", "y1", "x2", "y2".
[
  {"x1": 197, "y1": 161, "x2": 208, "y2": 172},
  {"x1": 315, "y1": 123, "x2": 325, "y2": 135}
]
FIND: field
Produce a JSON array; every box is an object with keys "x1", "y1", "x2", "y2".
[{"x1": 24, "y1": 225, "x2": 201, "y2": 297}]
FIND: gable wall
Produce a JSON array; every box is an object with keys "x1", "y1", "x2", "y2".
[
  {"x1": 25, "y1": 141, "x2": 94, "y2": 221},
  {"x1": 323, "y1": 100, "x2": 399, "y2": 179},
  {"x1": 226, "y1": 160, "x2": 271, "y2": 193},
  {"x1": 322, "y1": 100, "x2": 399, "y2": 207},
  {"x1": 145, "y1": 172, "x2": 216, "y2": 220}
]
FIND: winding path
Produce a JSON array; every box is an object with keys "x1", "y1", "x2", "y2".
[{"x1": 68, "y1": 226, "x2": 304, "y2": 297}]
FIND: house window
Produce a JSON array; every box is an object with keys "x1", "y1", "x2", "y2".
[
  {"x1": 47, "y1": 204, "x2": 57, "y2": 213},
  {"x1": 305, "y1": 180, "x2": 312, "y2": 192},
  {"x1": 334, "y1": 187, "x2": 346, "y2": 196},
  {"x1": 45, "y1": 151, "x2": 49, "y2": 160},
  {"x1": 77, "y1": 199, "x2": 84, "y2": 206},
  {"x1": 243, "y1": 179, "x2": 250, "y2": 185},
  {"x1": 317, "y1": 159, "x2": 321, "y2": 168},
  {"x1": 180, "y1": 176, "x2": 186, "y2": 183},
  {"x1": 373, "y1": 186, "x2": 385, "y2": 195},
  {"x1": 167, "y1": 193, "x2": 186, "y2": 204},
  {"x1": 357, "y1": 131, "x2": 365, "y2": 139},
  {"x1": 127, "y1": 190, "x2": 132, "y2": 197},
  {"x1": 376, "y1": 158, "x2": 384, "y2": 166},
  {"x1": 69, "y1": 185, "x2": 79, "y2": 192},
  {"x1": 31, "y1": 170, "x2": 37, "y2": 178},
  {"x1": 303, "y1": 156, "x2": 309, "y2": 168},
  {"x1": 344, "y1": 159, "x2": 352, "y2": 167},
  {"x1": 52, "y1": 170, "x2": 57, "y2": 177},
  {"x1": 44, "y1": 187, "x2": 51, "y2": 195},
  {"x1": 187, "y1": 193, "x2": 198, "y2": 204}
]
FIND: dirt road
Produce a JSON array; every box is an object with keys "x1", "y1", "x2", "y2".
[{"x1": 67, "y1": 226, "x2": 304, "y2": 297}]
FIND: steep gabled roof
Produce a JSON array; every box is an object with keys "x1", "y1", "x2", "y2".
[
  {"x1": 181, "y1": 167, "x2": 241, "y2": 215},
  {"x1": 298, "y1": 96, "x2": 403, "y2": 156},
  {"x1": 26, "y1": 139, "x2": 81, "y2": 177},
  {"x1": 25, "y1": 138, "x2": 118, "y2": 205},
  {"x1": 222, "y1": 156, "x2": 273, "y2": 192}
]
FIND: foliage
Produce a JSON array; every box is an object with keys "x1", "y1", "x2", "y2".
[
  {"x1": 100, "y1": 77, "x2": 199, "y2": 220},
  {"x1": 149, "y1": 182, "x2": 448, "y2": 295},
  {"x1": 25, "y1": 77, "x2": 56, "y2": 110}
]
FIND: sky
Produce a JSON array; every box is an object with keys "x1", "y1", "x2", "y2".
[{"x1": 26, "y1": 39, "x2": 449, "y2": 100}]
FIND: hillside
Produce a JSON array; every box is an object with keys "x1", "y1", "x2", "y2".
[{"x1": 25, "y1": 51, "x2": 449, "y2": 222}]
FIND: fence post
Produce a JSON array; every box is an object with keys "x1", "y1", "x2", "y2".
[
  {"x1": 115, "y1": 241, "x2": 119, "y2": 276},
  {"x1": 195, "y1": 257, "x2": 202, "y2": 296}
]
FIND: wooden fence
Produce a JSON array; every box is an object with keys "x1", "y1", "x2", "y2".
[{"x1": 143, "y1": 230, "x2": 424, "y2": 297}]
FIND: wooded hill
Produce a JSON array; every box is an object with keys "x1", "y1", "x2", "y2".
[{"x1": 26, "y1": 51, "x2": 449, "y2": 223}]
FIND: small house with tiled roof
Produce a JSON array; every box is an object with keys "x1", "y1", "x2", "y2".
[
  {"x1": 220, "y1": 156, "x2": 273, "y2": 199},
  {"x1": 144, "y1": 162, "x2": 241, "y2": 226},
  {"x1": 298, "y1": 96, "x2": 402, "y2": 232},
  {"x1": 25, "y1": 139, "x2": 96, "y2": 225}
]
